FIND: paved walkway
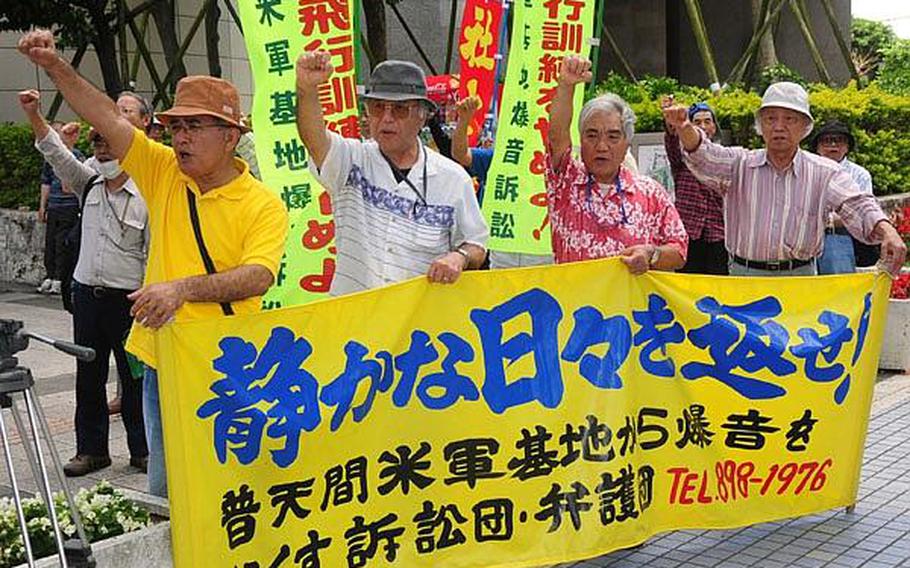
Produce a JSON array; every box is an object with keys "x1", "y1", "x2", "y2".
[
  {"x1": 0, "y1": 284, "x2": 147, "y2": 499},
  {"x1": 1, "y1": 282, "x2": 909, "y2": 567}
]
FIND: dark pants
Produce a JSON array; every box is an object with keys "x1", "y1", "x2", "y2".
[
  {"x1": 72, "y1": 282, "x2": 147, "y2": 459},
  {"x1": 44, "y1": 207, "x2": 78, "y2": 280},
  {"x1": 679, "y1": 238, "x2": 729, "y2": 275}
]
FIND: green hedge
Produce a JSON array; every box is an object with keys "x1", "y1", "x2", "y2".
[
  {"x1": 0, "y1": 123, "x2": 44, "y2": 210},
  {"x1": 589, "y1": 74, "x2": 910, "y2": 195},
  {"x1": 4, "y1": 77, "x2": 910, "y2": 207}
]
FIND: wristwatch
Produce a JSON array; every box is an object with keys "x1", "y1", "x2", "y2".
[
  {"x1": 454, "y1": 246, "x2": 471, "y2": 269},
  {"x1": 648, "y1": 246, "x2": 661, "y2": 267}
]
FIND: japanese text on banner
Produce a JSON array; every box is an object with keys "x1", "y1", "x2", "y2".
[
  {"x1": 238, "y1": 0, "x2": 361, "y2": 309},
  {"x1": 157, "y1": 263, "x2": 888, "y2": 568},
  {"x1": 483, "y1": 0, "x2": 595, "y2": 255}
]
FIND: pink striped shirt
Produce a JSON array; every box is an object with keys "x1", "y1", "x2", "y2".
[{"x1": 683, "y1": 134, "x2": 886, "y2": 262}]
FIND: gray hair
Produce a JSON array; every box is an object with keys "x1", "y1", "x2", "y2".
[
  {"x1": 117, "y1": 90, "x2": 152, "y2": 118},
  {"x1": 579, "y1": 93, "x2": 636, "y2": 141}
]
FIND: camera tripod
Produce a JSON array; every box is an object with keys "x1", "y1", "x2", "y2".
[{"x1": 0, "y1": 319, "x2": 96, "y2": 568}]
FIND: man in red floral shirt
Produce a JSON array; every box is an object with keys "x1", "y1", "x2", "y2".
[{"x1": 546, "y1": 55, "x2": 688, "y2": 274}]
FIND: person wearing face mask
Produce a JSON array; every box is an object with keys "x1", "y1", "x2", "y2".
[{"x1": 19, "y1": 89, "x2": 149, "y2": 478}]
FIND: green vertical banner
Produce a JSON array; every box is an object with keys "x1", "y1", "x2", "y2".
[
  {"x1": 483, "y1": 0, "x2": 595, "y2": 255},
  {"x1": 239, "y1": 0, "x2": 361, "y2": 308}
]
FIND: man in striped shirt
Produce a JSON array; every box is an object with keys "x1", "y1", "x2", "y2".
[{"x1": 663, "y1": 82, "x2": 906, "y2": 276}]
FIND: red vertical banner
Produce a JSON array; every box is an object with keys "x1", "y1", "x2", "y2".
[{"x1": 457, "y1": 0, "x2": 504, "y2": 146}]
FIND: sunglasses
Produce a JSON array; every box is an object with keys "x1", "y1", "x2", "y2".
[
  {"x1": 818, "y1": 135, "x2": 848, "y2": 146},
  {"x1": 364, "y1": 100, "x2": 418, "y2": 120}
]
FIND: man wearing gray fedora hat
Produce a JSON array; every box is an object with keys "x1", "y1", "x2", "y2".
[
  {"x1": 296, "y1": 51, "x2": 489, "y2": 295},
  {"x1": 664, "y1": 81, "x2": 906, "y2": 277}
]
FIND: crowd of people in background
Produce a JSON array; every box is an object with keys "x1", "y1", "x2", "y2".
[{"x1": 16, "y1": 27, "x2": 907, "y2": 499}]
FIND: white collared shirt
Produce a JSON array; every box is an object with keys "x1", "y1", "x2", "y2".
[
  {"x1": 840, "y1": 157, "x2": 873, "y2": 195},
  {"x1": 36, "y1": 130, "x2": 149, "y2": 290},
  {"x1": 311, "y1": 131, "x2": 488, "y2": 296}
]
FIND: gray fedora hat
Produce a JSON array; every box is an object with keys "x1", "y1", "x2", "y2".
[{"x1": 362, "y1": 60, "x2": 436, "y2": 110}]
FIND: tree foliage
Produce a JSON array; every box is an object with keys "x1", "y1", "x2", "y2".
[
  {"x1": 851, "y1": 18, "x2": 898, "y2": 79},
  {"x1": 0, "y1": 0, "x2": 100, "y2": 50},
  {"x1": 879, "y1": 39, "x2": 910, "y2": 97},
  {"x1": 0, "y1": 0, "x2": 123, "y2": 95}
]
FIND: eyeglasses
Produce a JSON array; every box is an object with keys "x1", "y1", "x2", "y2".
[
  {"x1": 819, "y1": 135, "x2": 848, "y2": 146},
  {"x1": 365, "y1": 100, "x2": 417, "y2": 119},
  {"x1": 166, "y1": 119, "x2": 231, "y2": 136}
]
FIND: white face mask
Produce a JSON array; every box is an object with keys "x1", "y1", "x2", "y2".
[{"x1": 96, "y1": 159, "x2": 123, "y2": 180}]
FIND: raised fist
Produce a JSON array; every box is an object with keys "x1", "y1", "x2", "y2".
[
  {"x1": 455, "y1": 95, "x2": 481, "y2": 124},
  {"x1": 17, "y1": 30, "x2": 59, "y2": 70},
  {"x1": 296, "y1": 51, "x2": 334, "y2": 89},
  {"x1": 558, "y1": 55, "x2": 593, "y2": 87},
  {"x1": 662, "y1": 104, "x2": 690, "y2": 131},
  {"x1": 60, "y1": 122, "x2": 81, "y2": 146},
  {"x1": 18, "y1": 89, "x2": 41, "y2": 115}
]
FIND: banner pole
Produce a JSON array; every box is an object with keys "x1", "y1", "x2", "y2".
[
  {"x1": 485, "y1": 0, "x2": 511, "y2": 142},
  {"x1": 588, "y1": 0, "x2": 606, "y2": 96}
]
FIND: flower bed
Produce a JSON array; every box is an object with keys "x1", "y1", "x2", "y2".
[
  {"x1": 881, "y1": 290, "x2": 910, "y2": 372},
  {"x1": 0, "y1": 481, "x2": 150, "y2": 568},
  {"x1": 880, "y1": 205, "x2": 910, "y2": 372}
]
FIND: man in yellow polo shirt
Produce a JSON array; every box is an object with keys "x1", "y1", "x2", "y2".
[{"x1": 18, "y1": 30, "x2": 288, "y2": 498}]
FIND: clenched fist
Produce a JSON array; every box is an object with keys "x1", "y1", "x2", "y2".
[
  {"x1": 662, "y1": 104, "x2": 690, "y2": 131},
  {"x1": 296, "y1": 51, "x2": 334, "y2": 89},
  {"x1": 17, "y1": 30, "x2": 60, "y2": 70},
  {"x1": 558, "y1": 55, "x2": 593, "y2": 87},
  {"x1": 18, "y1": 89, "x2": 41, "y2": 115},
  {"x1": 455, "y1": 95, "x2": 481, "y2": 124}
]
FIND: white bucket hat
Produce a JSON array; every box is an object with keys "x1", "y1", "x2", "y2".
[
  {"x1": 756, "y1": 81, "x2": 814, "y2": 139},
  {"x1": 759, "y1": 82, "x2": 813, "y2": 122}
]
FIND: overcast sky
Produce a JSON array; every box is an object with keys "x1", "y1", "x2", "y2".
[{"x1": 853, "y1": 0, "x2": 910, "y2": 38}]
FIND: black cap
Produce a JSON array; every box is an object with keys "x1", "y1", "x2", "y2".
[{"x1": 809, "y1": 120, "x2": 855, "y2": 152}]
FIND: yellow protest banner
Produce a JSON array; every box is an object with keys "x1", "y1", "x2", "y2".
[
  {"x1": 483, "y1": 0, "x2": 595, "y2": 254},
  {"x1": 157, "y1": 262, "x2": 887, "y2": 568},
  {"x1": 239, "y1": 0, "x2": 361, "y2": 308}
]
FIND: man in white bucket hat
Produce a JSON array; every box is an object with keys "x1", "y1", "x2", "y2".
[{"x1": 663, "y1": 81, "x2": 905, "y2": 276}]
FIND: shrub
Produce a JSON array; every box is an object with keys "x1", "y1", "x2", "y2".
[{"x1": 0, "y1": 123, "x2": 44, "y2": 210}]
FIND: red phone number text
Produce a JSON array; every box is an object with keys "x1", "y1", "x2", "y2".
[{"x1": 667, "y1": 458, "x2": 834, "y2": 505}]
